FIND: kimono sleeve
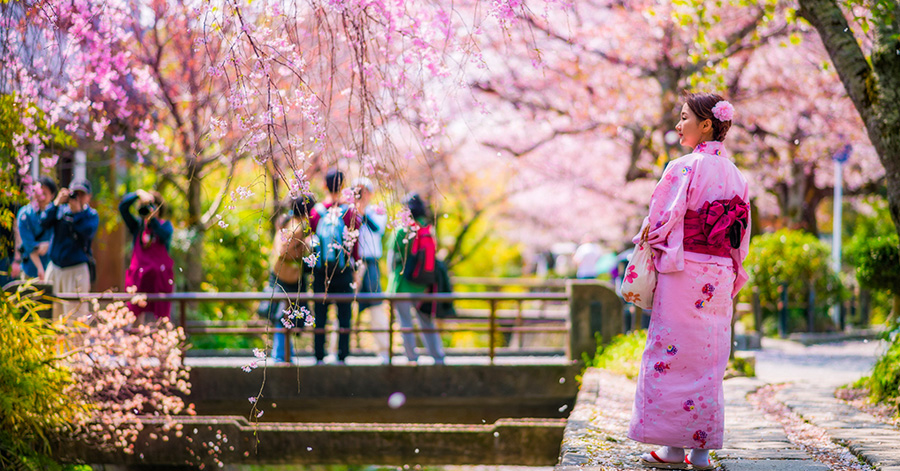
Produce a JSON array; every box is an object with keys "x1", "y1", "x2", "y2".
[
  {"x1": 731, "y1": 186, "x2": 752, "y2": 298},
  {"x1": 634, "y1": 157, "x2": 696, "y2": 274}
]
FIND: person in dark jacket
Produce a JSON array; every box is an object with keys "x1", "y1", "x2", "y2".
[
  {"x1": 16, "y1": 176, "x2": 57, "y2": 280},
  {"x1": 120, "y1": 189, "x2": 175, "y2": 323},
  {"x1": 40, "y1": 178, "x2": 99, "y2": 319}
]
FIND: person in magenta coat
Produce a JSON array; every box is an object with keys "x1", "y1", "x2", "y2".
[{"x1": 120, "y1": 189, "x2": 175, "y2": 323}]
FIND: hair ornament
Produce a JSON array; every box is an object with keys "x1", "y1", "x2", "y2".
[{"x1": 711, "y1": 100, "x2": 734, "y2": 122}]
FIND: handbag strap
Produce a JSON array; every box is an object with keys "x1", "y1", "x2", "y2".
[{"x1": 640, "y1": 225, "x2": 650, "y2": 244}]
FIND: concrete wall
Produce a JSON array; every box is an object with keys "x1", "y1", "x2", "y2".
[
  {"x1": 190, "y1": 364, "x2": 580, "y2": 423},
  {"x1": 58, "y1": 364, "x2": 580, "y2": 467},
  {"x1": 567, "y1": 280, "x2": 623, "y2": 361}
]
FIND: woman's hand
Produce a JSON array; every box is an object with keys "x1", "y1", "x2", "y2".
[{"x1": 54, "y1": 188, "x2": 70, "y2": 206}]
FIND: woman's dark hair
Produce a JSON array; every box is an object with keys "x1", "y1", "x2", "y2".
[
  {"x1": 324, "y1": 169, "x2": 344, "y2": 193},
  {"x1": 683, "y1": 91, "x2": 732, "y2": 142},
  {"x1": 404, "y1": 193, "x2": 428, "y2": 220},
  {"x1": 290, "y1": 195, "x2": 316, "y2": 219},
  {"x1": 39, "y1": 176, "x2": 58, "y2": 197}
]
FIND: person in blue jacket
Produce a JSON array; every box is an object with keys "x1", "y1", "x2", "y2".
[
  {"x1": 17, "y1": 176, "x2": 58, "y2": 280},
  {"x1": 40, "y1": 178, "x2": 99, "y2": 319}
]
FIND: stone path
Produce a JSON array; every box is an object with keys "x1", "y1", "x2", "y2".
[{"x1": 557, "y1": 338, "x2": 900, "y2": 470}]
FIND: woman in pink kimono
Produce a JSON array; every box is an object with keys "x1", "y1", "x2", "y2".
[{"x1": 628, "y1": 92, "x2": 751, "y2": 470}]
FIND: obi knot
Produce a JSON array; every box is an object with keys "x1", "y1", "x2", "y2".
[{"x1": 683, "y1": 196, "x2": 749, "y2": 257}]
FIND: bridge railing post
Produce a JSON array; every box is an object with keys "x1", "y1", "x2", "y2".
[
  {"x1": 566, "y1": 281, "x2": 623, "y2": 363},
  {"x1": 387, "y1": 299, "x2": 394, "y2": 366},
  {"x1": 179, "y1": 300, "x2": 187, "y2": 364},
  {"x1": 489, "y1": 299, "x2": 497, "y2": 365}
]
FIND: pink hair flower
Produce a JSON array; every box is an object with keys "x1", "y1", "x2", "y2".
[{"x1": 712, "y1": 101, "x2": 734, "y2": 121}]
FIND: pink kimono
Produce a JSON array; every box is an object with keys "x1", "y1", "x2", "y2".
[{"x1": 627, "y1": 141, "x2": 751, "y2": 450}]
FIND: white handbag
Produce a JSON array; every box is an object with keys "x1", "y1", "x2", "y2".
[{"x1": 621, "y1": 227, "x2": 657, "y2": 310}]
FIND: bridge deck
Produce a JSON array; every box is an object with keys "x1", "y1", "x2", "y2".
[{"x1": 185, "y1": 353, "x2": 572, "y2": 367}]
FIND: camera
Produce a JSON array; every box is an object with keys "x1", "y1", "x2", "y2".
[{"x1": 138, "y1": 204, "x2": 156, "y2": 217}]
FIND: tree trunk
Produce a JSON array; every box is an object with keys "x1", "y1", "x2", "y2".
[
  {"x1": 184, "y1": 167, "x2": 204, "y2": 292},
  {"x1": 891, "y1": 292, "x2": 900, "y2": 325},
  {"x1": 798, "y1": 0, "x2": 900, "y2": 242}
]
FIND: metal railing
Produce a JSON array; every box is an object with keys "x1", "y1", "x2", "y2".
[{"x1": 54, "y1": 291, "x2": 570, "y2": 364}]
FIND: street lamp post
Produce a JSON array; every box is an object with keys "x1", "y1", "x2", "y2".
[{"x1": 832, "y1": 144, "x2": 852, "y2": 328}]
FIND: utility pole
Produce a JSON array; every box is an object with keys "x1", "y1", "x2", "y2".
[{"x1": 831, "y1": 144, "x2": 851, "y2": 328}]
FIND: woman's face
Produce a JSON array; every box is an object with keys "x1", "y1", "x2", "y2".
[
  {"x1": 675, "y1": 103, "x2": 711, "y2": 149},
  {"x1": 36, "y1": 185, "x2": 53, "y2": 207}
]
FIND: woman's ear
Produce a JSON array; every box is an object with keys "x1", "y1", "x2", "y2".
[{"x1": 701, "y1": 118, "x2": 713, "y2": 134}]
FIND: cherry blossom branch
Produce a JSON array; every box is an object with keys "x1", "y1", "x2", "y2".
[{"x1": 482, "y1": 121, "x2": 606, "y2": 157}]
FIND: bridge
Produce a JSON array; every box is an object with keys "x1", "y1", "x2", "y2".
[{"x1": 29, "y1": 279, "x2": 628, "y2": 468}]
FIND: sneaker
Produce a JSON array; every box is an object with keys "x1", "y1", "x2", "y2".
[{"x1": 315, "y1": 360, "x2": 325, "y2": 366}]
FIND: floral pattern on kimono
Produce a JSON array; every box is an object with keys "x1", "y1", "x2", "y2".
[{"x1": 627, "y1": 141, "x2": 751, "y2": 450}]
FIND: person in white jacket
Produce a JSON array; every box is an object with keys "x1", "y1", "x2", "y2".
[{"x1": 352, "y1": 178, "x2": 391, "y2": 364}]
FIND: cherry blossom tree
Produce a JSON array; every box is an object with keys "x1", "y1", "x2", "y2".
[
  {"x1": 729, "y1": 28, "x2": 884, "y2": 235},
  {"x1": 796, "y1": 0, "x2": 900, "y2": 237},
  {"x1": 426, "y1": 1, "x2": 791, "y2": 252},
  {"x1": 3, "y1": 0, "x2": 584, "y2": 283}
]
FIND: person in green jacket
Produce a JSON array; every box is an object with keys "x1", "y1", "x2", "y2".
[{"x1": 386, "y1": 193, "x2": 445, "y2": 365}]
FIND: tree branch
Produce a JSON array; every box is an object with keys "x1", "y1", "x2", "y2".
[
  {"x1": 797, "y1": 0, "x2": 876, "y2": 126},
  {"x1": 200, "y1": 156, "x2": 240, "y2": 229},
  {"x1": 482, "y1": 121, "x2": 605, "y2": 157}
]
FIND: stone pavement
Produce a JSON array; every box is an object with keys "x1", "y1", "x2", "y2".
[
  {"x1": 775, "y1": 382, "x2": 900, "y2": 471},
  {"x1": 557, "y1": 339, "x2": 900, "y2": 470}
]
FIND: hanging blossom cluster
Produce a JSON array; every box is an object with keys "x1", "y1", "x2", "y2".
[
  {"x1": 191, "y1": 1, "x2": 331, "y2": 169},
  {"x1": 62, "y1": 297, "x2": 194, "y2": 454},
  {"x1": 1, "y1": 0, "x2": 166, "y2": 188},
  {"x1": 5, "y1": 0, "x2": 574, "y2": 207}
]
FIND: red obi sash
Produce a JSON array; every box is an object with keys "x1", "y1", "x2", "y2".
[{"x1": 683, "y1": 196, "x2": 749, "y2": 258}]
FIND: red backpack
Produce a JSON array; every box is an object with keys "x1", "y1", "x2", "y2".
[{"x1": 403, "y1": 224, "x2": 437, "y2": 285}]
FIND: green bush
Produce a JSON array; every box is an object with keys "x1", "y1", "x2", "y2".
[
  {"x1": 170, "y1": 222, "x2": 269, "y2": 350},
  {"x1": 0, "y1": 286, "x2": 83, "y2": 470},
  {"x1": 847, "y1": 234, "x2": 900, "y2": 324},
  {"x1": 847, "y1": 234, "x2": 900, "y2": 294},
  {"x1": 585, "y1": 330, "x2": 647, "y2": 379},
  {"x1": 842, "y1": 197, "x2": 896, "y2": 325},
  {"x1": 867, "y1": 326, "x2": 900, "y2": 402},
  {"x1": 743, "y1": 229, "x2": 842, "y2": 334}
]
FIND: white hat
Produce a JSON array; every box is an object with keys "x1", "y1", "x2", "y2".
[{"x1": 352, "y1": 177, "x2": 374, "y2": 192}]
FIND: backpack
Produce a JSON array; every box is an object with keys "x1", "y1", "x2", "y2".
[
  {"x1": 418, "y1": 259, "x2": 456, "y2": 318},
  {"x1": 313, "y1": 203, "x2": 350, "y2": 270},
  {"x1": 403, "y1": 224, "x2": 437, "y2": 285}
]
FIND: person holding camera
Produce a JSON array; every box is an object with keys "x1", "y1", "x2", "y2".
[
  {"x1": 119, "y1": 189, "x2": 175, "y2": 323},
  {"x1": 40, "y1": 178, "x2": 99, "y2": 320},
  {"x1": 17, "y1": 176, "x2": 58, "y2": 280}
]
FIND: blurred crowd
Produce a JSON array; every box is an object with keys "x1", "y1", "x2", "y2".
[{"x1": 1, "y1": 169, "x2": 450, "y2": 365}]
